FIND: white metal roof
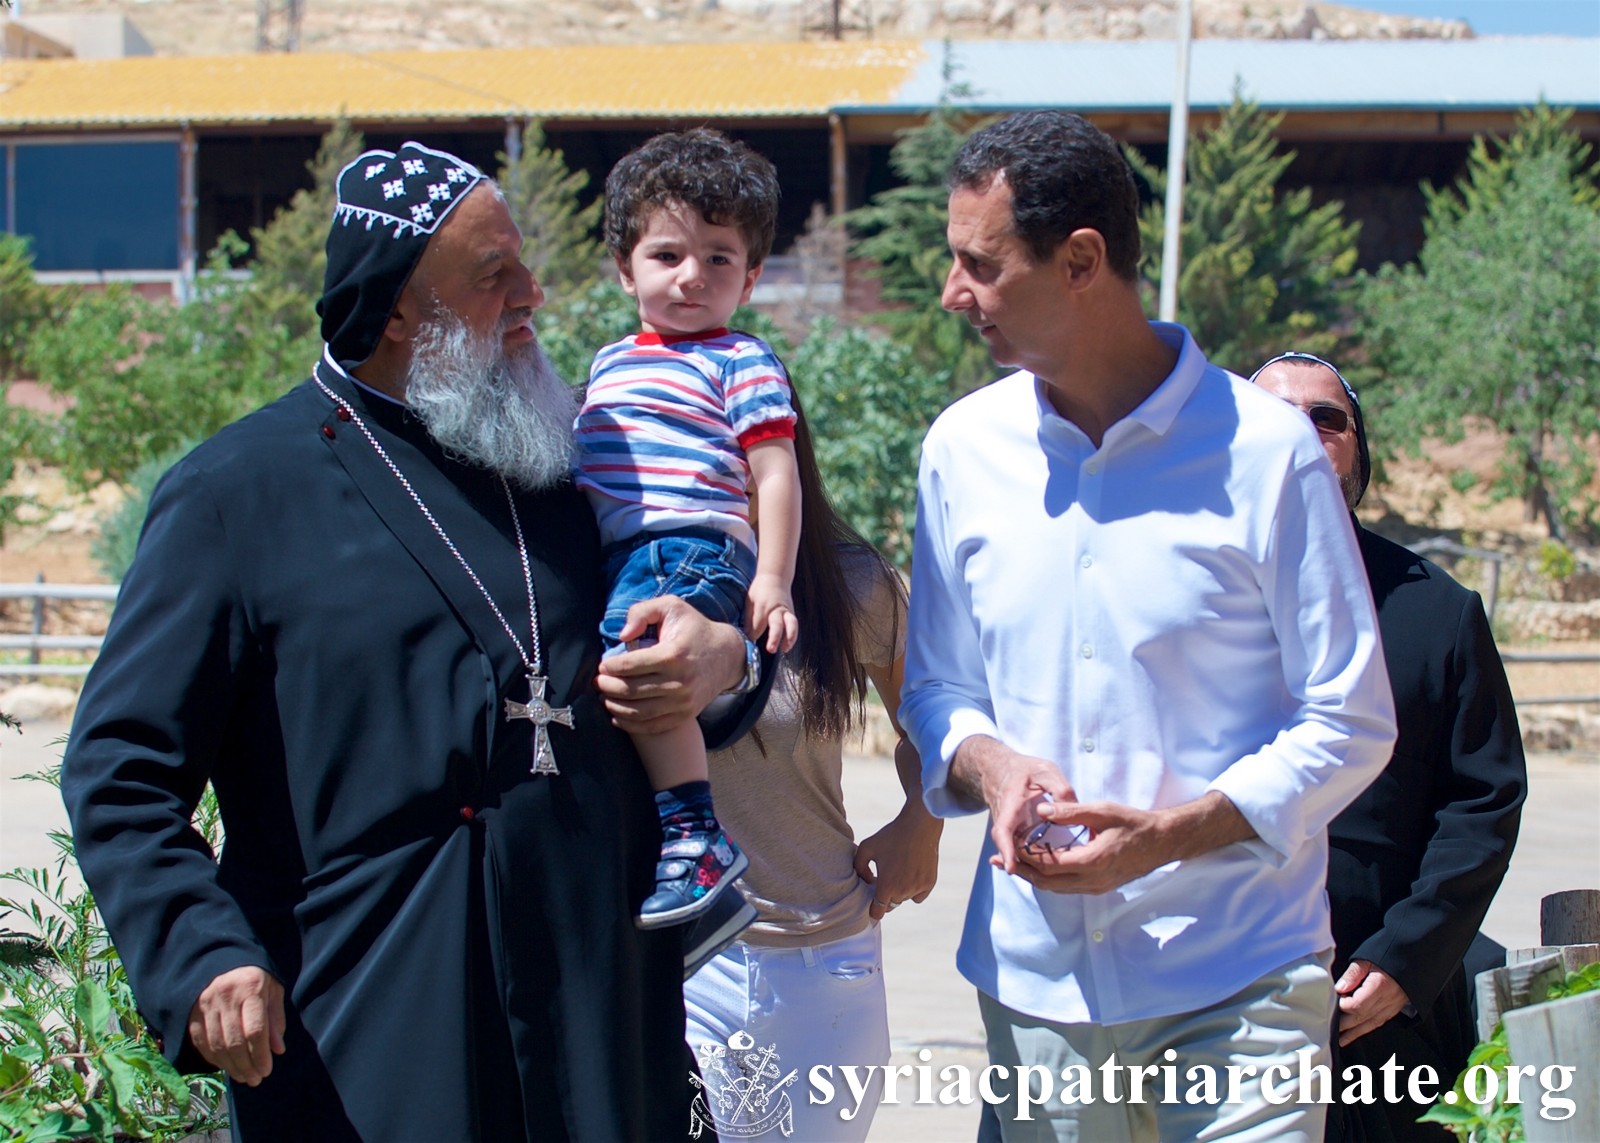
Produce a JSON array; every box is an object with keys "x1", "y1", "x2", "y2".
[{"x1": 875, "y1": 37, "x2": 1600, "y2": 113}]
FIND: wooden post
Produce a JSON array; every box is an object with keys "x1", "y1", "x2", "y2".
[
  {"x1": 30, "y1": 572, "x2": 43, "y2": 666},
  {"x1": 1510, "y1": 946, "x2": 1600, "y2": 974},
  {"x1": 1484, "y1": 555, "x2": 1501, "y2": 627},
  {"x1": 828, "y1": 112, "x2": 847, "y2": 218},
  {"x1": 1476, "y1": 952, "x2": 1565, "y2": 1044},
  {"x1": 1504, "y1": 992, "x2": 1600, "y2": 1142},
  {"x1": 1541, "y1": 891, "x2": 1600, "y2": 946}
]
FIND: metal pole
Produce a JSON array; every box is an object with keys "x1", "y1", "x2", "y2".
[
  {"x1": 179, "y1": 123, "x2": 197, "y2": 303},
  {"x1": 1158, "y1": 0, "x2": 1193, "y2": 324},
  {"x1": 5, "y1": 143, "x2": 15, "y2": 236},
  {"x1": 504, "y1": 117, "x2": 522, "y2": 167}
]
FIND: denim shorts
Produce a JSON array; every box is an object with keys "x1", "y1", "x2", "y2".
[{"x1": 599, "y1": 530, "x2": 756, "y2": 652}]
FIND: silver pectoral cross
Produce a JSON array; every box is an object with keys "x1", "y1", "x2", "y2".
[{"x1": 504, "y1": 674, "x2": 574, "y2": 775}]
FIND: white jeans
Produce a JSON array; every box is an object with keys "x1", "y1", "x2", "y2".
[
  {"x1": 685, "y1": 923, "x2": 890, "y2": 1143},
  {"x1": 977, "y1": 951, "x2": 1335, "y2": 1143}
]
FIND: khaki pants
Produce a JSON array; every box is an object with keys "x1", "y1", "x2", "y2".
[{"x1": 977, "y1": 951, "x2": 1335, "y2": 1143}]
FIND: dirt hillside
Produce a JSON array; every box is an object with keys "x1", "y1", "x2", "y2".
[{"x1": 18, "y1": 0, "x2": 1471, "y2": 57}]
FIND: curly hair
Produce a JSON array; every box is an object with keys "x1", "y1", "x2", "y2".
[
  {"x1": 949, "y1": 110, "x2": 1141, "y2": 281},
  {"x1": 603, "y1": 128, "x2": 780, "y2": 267}
]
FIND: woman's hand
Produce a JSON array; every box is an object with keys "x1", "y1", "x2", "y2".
[{"x1": 854, "y1": 736, "x2": 942, "y2": 921}]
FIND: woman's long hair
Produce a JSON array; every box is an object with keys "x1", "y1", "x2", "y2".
[{"x1": 786, "y1": 388, "x2": 907, "y2": 742}]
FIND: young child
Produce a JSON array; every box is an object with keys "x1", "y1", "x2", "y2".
[{"x1": 575, "y1": 128, "x2": 802, "y2": 929}]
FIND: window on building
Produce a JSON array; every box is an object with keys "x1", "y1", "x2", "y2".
[{"x1": 11, "y1": 138, "x2": 179, "y2": 271}]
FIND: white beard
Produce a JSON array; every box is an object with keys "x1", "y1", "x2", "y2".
[{"x1": 404, "y1": 309, "x2": 579, "y2": 491}]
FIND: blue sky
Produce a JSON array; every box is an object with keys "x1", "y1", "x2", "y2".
[{"x1": 1346, "y1": 0, "x2": 1600, "y2": 35}]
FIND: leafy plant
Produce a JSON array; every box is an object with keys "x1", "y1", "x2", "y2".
[
  {"x1": 0, "y1": 234, "x2": 73, "y2": 382},
  {"x1": 788, "y1": 317, "x2": 952, "y2": 569},
  {"x1": 1126, "y1": 88, "x2": 1361, "y2": 376},
  {"x1": 496, "y1": 122, "x2": 605, "y2": 301},
  {"x1": 91, "y1": 443, "x2": 198, "y2": 585},
  {"x1": 1, "y1": 770, "x2": 227, "y2": 1142},
  {"x1": 1535, "y1": 539, "x2": 1577, "y2": 585},
  {"x1": 534, "y1": 278, "x2": 638, "y2": 389},
  {"x1": 844, "y1": 48, "x2": 993, "y2": 395},
  {"x1": 0, "y1": 389, "x2": 41, "y2": 542},
  {"x1": 1358, "y1": 120, "x2": 1600, "y2": 540},
  {"x1": 241, "y1": 119, "x2": 367, "y2": 348},
  {"x1": 26, "y1": 236, "x2": 305, "y2": 489}
]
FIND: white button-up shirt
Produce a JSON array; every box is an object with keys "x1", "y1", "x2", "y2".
[{"x1": 900, "y1": 324, "x2": 1396, "y2": 1025}]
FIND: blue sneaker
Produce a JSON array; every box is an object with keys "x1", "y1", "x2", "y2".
[{"x1": 636, "y1": 825, "x2": 749, "y2": 930}]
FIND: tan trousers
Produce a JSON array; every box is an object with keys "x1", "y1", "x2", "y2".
[{"x1": 976, "y1": 951, "x2": 1335, "y2": 1143}]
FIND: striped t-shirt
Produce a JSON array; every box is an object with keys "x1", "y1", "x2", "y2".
[{"x1": 574, "y1": 328, "x2": 797, "y2": 554}]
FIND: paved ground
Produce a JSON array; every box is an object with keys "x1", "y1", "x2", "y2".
[{"x1": 3, "y1": 720, "x2": 1595, "y2": 1142}]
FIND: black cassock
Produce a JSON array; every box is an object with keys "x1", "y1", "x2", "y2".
[
  {"x1": 1326, "y1": 525, "x2": 1526, "y2": 1142},
  {"x1": 64, "y1": 362, "x2": 707, "y2": 1141}
]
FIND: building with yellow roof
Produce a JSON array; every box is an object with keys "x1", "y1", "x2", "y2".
[{"x1": 1, "y1": 37, "x2": 1594, "y2": 290}]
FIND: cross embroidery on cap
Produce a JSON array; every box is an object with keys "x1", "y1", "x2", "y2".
[{"x1": 334, "y1": 144, "x2": 487, "y2": 240}]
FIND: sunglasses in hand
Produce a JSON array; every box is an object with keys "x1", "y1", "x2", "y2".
[{"x1": 1021, "y1": 793, "x2": 1091, "y2": 858}]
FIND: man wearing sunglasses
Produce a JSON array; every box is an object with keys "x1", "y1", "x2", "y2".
[{"x1": 1252, "y1": 352, "x2": 1527, "y2": 1142}]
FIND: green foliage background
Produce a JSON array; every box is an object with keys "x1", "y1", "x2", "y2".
[
  {"x1": 3, "y1": 101, "x2": 1597, "y2": 571},
  {"x1": 27, "y1": 238, "x2": 307, "y2": 490},
  {"x1": 845, "y1": 101, "x2": 992, "y2": 396},
  {"x1": 1127, "y1": 91, "x2": 1361, "y2": 375},
  {"x1": 1358, "y1": 105, "x2": 1600, "y2": 540},
  {"x1": 241, "y1": 119, "x2": 366, "y2": 348},
  {"x1": 497, "y1": 122, "x2": 605, "y2": 301},
  {"x1": 1, "y1": 771, "x2": 228, "y2": 1142}
]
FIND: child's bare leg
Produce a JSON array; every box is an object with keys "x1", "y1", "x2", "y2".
[
  {"x1": 632, "y1": 721, "x2": 747, "y2": 929},
  {"x1": 633, "y1": 718, "x2": 708, "y2": 791}
]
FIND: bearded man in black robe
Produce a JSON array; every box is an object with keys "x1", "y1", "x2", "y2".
[{"x1": 62, "y1": 142, "x2": 765, "y2": 1141}]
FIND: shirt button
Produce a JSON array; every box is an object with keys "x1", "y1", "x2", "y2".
[
  {"x1": 1080, "y1": 554, "x2": 1092, "y2": 569},
  {"x1": 459, "y1": 806, "x2": 476, "y2": 822},
  {"x1": 1082, "y1": 738, "x2": 1095, "y2": 753},
  {"x1": 335, "y1": 406, "x2": 353, "y2": 422},
  {"x1": 1086, "y1": 460, "x2": 1099, "y2": 474},
  {"x1": 1080, "y1": 643, "x2": 1093, "y2": 659},
  {"x1": 321, "y1": 425, "x2": 336, "y2": 439},
  {"x1": 1092, "y1": 930, "x2": 1105, "y2": 943}
]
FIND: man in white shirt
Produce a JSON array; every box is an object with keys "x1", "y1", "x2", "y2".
[{"x1": 899, "y1": 110, "x2": 1398, "y2": 1141}]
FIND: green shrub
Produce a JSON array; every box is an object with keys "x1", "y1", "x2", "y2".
[
  {"x1": 1535, "y1": 539, "x2": 1577, "y2": 584},
  {"x1": 534, "y1": 279, "x2": 638, "y2": 390},
  {"x1": 1127, "y1": 89, "x2": 1360, "y2": 375},
  {"x1": 1421, "y1": 962, "x2": 1600, "y2": 1141},
  {"x1": 1, "y1": 770, "x2": 227, "y2": 1141},
  {"x1": 789, "y1": 317, "x2": 952, "y2": 569},
  {"x1": 1359, "y1": 106, "x2": 1600, "y2": 540},
  {"x1": 91, "y1": 444, "x2": 197, "y2": 585},
  {"x1": 26, "y1": 238, "x2": 310, "y2": 489}
]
